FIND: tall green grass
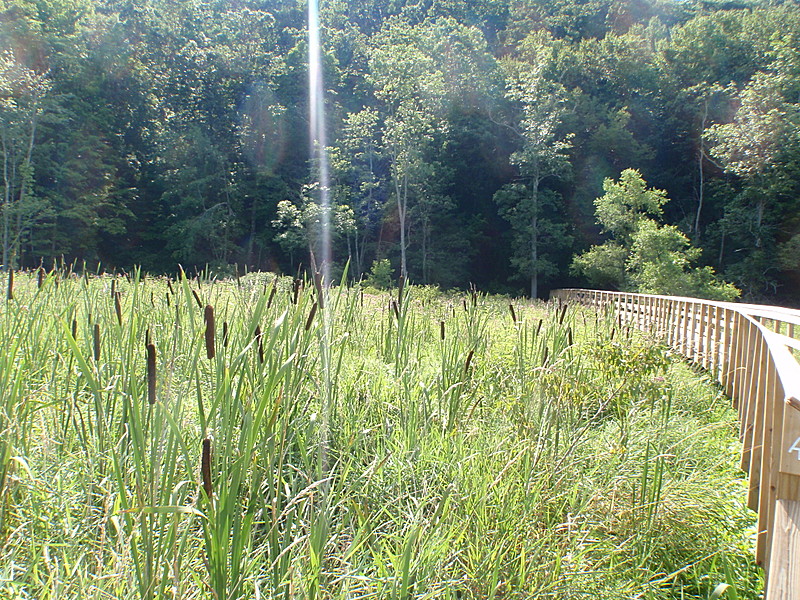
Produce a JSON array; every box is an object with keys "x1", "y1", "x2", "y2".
[{"x1": 0, "y1": 270, "x2": 760, "y2": 599}]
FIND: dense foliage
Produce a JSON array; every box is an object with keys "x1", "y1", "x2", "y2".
[{"x1": 1, "y1": 0, "x2": 799, "y2": 300}]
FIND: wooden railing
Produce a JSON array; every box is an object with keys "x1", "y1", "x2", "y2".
[{"x1": 551, "y1": 289, "x2": 800, "y2": 599}]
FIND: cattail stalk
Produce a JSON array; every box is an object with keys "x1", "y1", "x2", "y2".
[
  {"x1": 146, "y1": 343, "x2": 157, "y2": 405},
  {"x1": 204, "y1": 305, "x2": 215, "y2": 359}
]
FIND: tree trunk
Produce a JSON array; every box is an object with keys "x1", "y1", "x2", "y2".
[
  {"x1": 530, "y1": 172, "x2": 540, "y2": 299},
  {"x1": 396, "y1": 173, "x2": 408, "y2": 279}
]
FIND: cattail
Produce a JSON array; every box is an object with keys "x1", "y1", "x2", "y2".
[
  {"x1": 305, "y1": 302, "x2": 318, "y2": 331},
  {"x1": 93, "y1": 324, "x2": 101, "y2": 361},
  {"x1": 167, "y1": 279, "x2": 174, "y2": 294},
  {"x1": 267, "y1": 279, "x2": 277, "y2": 309},
  {"x1": 567, "y1": 327, "x2": 573, "y2": 347},
  {"x1": 114, "y1": 292, "x2": 122, "y2": 326},
  {"x1": 204, "y1": 305, "x2": 215, "y2": 359},
  {"x1": 110, "y1": 278, "x2": 116, "y2": 299},
  {"x1": 509, "y1": 304, "x2": 517, "y2": 325},
  {"x1": 536, "y1": 319, "x2": 543, "y2": 336},
  {"x1": 223, "y1": 321, "x2": 229, "y2": 347},
  {"x1": 292, "y1": 279, "x2": 302, "y2": 305},
  {"x1": 165, "y1": 293, "x2": 171, "y2": 308},
  {"x1": 464, "y1": 349, "x2": 474, "y2": 374},
  {"x1": 192, "y1": 289, "x2": 202, "y2": 309},
  {"x1": 145, "y1": 328, "x2": 151, "y2": 346},
  {"x1": 6, "y1": 269, "x2": 13, "y2": 300},
  {"x1": 360, "y1": 290, "x2": 364, "y2": 307},
  {"x1": 146, "y1": 343, "x2": 157, "y2": 405},
  {"x1": 462, "y1": 299, "x2": 467, "y2": 312},
  {"x1": 542, "y1": 345, "x2": 549, "y2": 365},
  {"x1": 201, "y1": 437, "x2": 213, "y2": 499},
  {"x1": 71, "y1": 319, "x2": 78, "y2": 340},
  {"x1": 37, "y1": 268, "x2": 44, "y2": 289},
  {"x1": 440, "y1": 321, "x2": 445, "y2": 340},
  {"x1": 558, "y1": 303, "x2": 568, "y2": 325},
  {"x1": 255, "y1": 326, "x2": 264, "y2": 363},
  {"x1": 392, "y1": 300, "x2": 400, "y2": 320},
  {"x1": 610, "y1": 327, "x2": 616, "y2": 341}
]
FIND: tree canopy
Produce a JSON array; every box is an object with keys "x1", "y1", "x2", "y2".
[{"x1": 1, "y1": 0, "x2": 799, "y2": 302}]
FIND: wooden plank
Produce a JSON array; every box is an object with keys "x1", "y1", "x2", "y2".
[
  {"x1": 756, "y1": 358, "x2": 780, "y2": 569},
  {"x1": 748, "y1": 337, "x2": 768, "y2": 511},
  {"x1": 766, "y1": 498, "x2": 800, "y2": 600}
]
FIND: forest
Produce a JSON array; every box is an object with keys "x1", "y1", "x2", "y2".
[{"x1": 1, "y1": 0, "x2": 800, "y2": 301}]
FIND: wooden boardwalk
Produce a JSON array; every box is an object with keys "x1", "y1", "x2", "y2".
[{"x1": 551, "y1": 289, "x2": 800, "y2": 599}]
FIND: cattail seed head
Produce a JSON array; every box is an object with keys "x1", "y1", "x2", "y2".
[
  {"x1": 37, "y1": 268, "x2": 44, "y2": 289},
  {"x1": 509, "y1": 304, "x2": 517, "y2": 325},
  {"x1": 204, "y1": 305, "x2": 215, "y2": 359},
  {"x1": 110, "y1": 278, "x2": 116, "y2": 298},
  {"x1": 464, "y1": 349, "x2": 474, "y2": 374},
  {"x1": 192, "y1": 289, "x2": 202, "y2": 309},
  {"x1": 146, "y1": 343, "x2": 157, "y2": 405},
  {"x1": 255, "y1": 326, "x2": 264, "y2": 363},
  {"x1": 167, "y1": 279, "x2": 174, "y2": 294},
  {"x1": 440, "y1": 321, "x2": 445, "y2": 340},
  {"x1": 201, "y1": 437, "x2": 213, "y2": 499},
  {"x1": 223, "y1": 321, "x2": 229, "y2": 347},
  {"x1": 536, "y1": 319, "x2": 543, "y2": 336},
  {"x1": 71, "y1": 319, "x2": 78, "y2": 340},
  {"x1": 392, "y1": 300, "x2": 400, "y2": 320},
  {"x1": 542, "y1": 345, "x2": 549, "y2": 365},
  {"x1": 267, "y1": 279, "x2": 277, "y2": 309},
  {"x1": 165, "y1": 292, "x2": 171, "y2": 307},
  {"x1": 114, "y1": 292, "x2": 122, "y2": 326},
  {"x1": 305, "y1": 302, "x2": 318, "y2": 331},
  {"x1": 558, "y1": 303, "x2": 568, "y2": 325},
  {"x1": 6, "y1": 269, "x2": 13, "y2": 301},
  {"x1": 93, "y1": 324, "x2": 101, "y2": 361}
]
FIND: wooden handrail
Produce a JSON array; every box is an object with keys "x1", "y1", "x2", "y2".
[{"x1": 551, "y1": 289, "x2": 800, "y2": 599}]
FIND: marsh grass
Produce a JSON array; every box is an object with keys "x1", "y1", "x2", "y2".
[{"x1": 0, "y1": 270, "x2": 760, "y2": 599}]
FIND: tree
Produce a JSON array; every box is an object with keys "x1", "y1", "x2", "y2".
[
  {"x1": 0, "y1": 51, "x2": 52, "y2": 268},
  {"x1": 572, "y1": 169, "x2": 739, "y2": 300},
  {"x1": 494, "y1": 34, "x2": 573, "y2": 298}
]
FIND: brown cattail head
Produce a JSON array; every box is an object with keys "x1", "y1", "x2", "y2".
[
  {"x1": 201, "y1": 437, "x2": 213, "y2": 499},
  {"x1": 462, "y1": 299, "x2": 467, "y2": 312},
  {"x1": 165, "y1": 293, "x2": 171, "y2": 308},
  {"x1": 360, "y1": 290, "x2": 364, "y2": 308},
  {"x1": 610, "y1": 327, "x2": 616, "y2": 341},
  {"x1": 267, "y1": 279, "x2": 277, "y2": 309},
  {"x1": 223, "y1": 321, "x2": 229, "y2": 348},
  {"x1": 167, "y1": 279, "x2": 174, "y2": 294},
  {"x1": 37, "y1": 268, "x2": 44, "y2": 289},
  {"x1": 192, "y1": 289, "x2": 203, "y2": 309},
  {"x1": 254, "y1": 326, "x2": 264, "y2": 363},
  {"x1": 292, "y1": 279, "x2": 302, "y2": 305},
  {"x1": 110, "y1": 278, "x2": 116, "y2": 299},
  {"x1": 93, "y1": 324, "x2": 101, "y2": 361},
  {"x1": 536, "y1": 319, "x2": 543, "y2": 336},
  {"x1": 440, "y1": 321, "x2": 445, "y2": 340},
  {"x1": 71, "y1": 319, "x2": 78, "y2": 340},
  {"x1": 558, "y1": 303, "x2": 568, "y2": 325},
  {"x1": 6, "y1": 269, "x2": 13, "y2": 301},
  {"x1": 567, "y1": 327, "x2": 573, "y2": 347},
  {"x1": 146, "y1": 343, "x2": 157, "y2": 405},
  {"x1": 204, "y1": 305, "x2": 215, "y2": 359},
  {"x1": 145, "y1": 328, "x2": 151, "y2": 347},
  {"x1": 305, "y1": 302, "x2": 318, "y2": 331},
  {"x1": 464, "y1": 349, "x2": 474, "y2": 374},
  {"x1": 114, "y1": 292, "x2": 122, "y2": 326},
  {"x1": 509, "y1": 304, "x2": 517, "y2": 325},
  {"x1": 391, "y1": 300, "x2": 400, "y2": 320}
]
